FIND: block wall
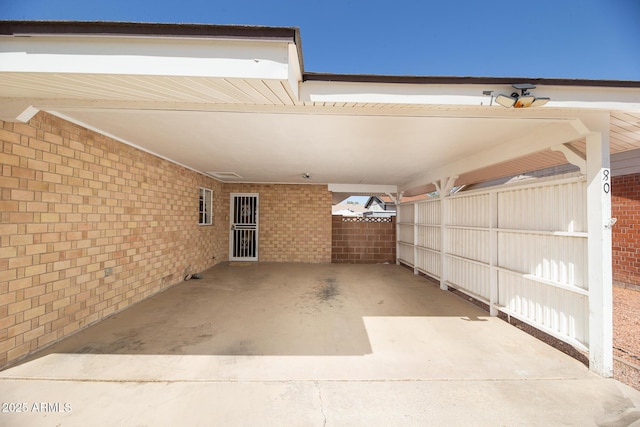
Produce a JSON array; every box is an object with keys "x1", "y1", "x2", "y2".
[
  {"x1": 0, "y1": 112, "x2": 226, "y2": 368},
  {"x1": 224, "y1": 184, "x2": 332, "y2": 263},
  {"x1": 332, "y1": 216, "x2": 396, "y2": 263},
  {"x1": 612, "y1": 173, "x2": 640, "y2": 286}
]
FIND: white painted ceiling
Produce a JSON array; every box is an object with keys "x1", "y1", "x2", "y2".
[{"x1": 52, "y1": 107, "x2": 577, "y2": 187}]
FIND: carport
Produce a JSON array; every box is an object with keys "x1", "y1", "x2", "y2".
[{"x1": 1, "y1": 20, "x2": 640, "y2": 398}]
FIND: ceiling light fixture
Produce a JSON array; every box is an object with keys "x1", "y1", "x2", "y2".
[{"x1": 495, "y1": 84, "x2": 550, "y2": 108}]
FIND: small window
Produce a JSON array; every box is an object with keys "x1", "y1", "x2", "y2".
[{"x1": 199, "y1": 187, "x2": 212, "y2": 225}]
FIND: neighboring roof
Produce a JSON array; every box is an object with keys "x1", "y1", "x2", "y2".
[
  {"x1": 332, "y1": 203, "x2": 369, "y2": 216},
  {"x1": 368, "y1": 195, "x2": 430, "y2": 206},
  {"x1": 377, "y1": 195, "x2": 394, "y2": 204},
  {"x1": 1, "y1": 21, "x2": 639, "y2": 196}
]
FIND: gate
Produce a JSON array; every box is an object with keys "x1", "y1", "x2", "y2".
[{"x1": 229, "y1": 193, "x2": 259, "y2": 261}]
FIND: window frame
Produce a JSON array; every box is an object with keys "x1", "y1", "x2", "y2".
[{"x1": 199, "y1": 187, "x2": 213, "y2": 225}]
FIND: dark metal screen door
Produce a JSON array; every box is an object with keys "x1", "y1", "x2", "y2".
[{"x1": 229, "y1": 193, "x2": 259, "y2": 261}]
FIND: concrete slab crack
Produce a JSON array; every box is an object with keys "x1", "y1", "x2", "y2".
[{"x1": 315, "y1": 381, "x2": 327, "y2": 427}]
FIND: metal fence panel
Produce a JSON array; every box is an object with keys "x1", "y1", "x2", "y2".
[
  {"x1": 497, "y1": 181, "x2": 587, "y2": 232},
  {"x1": 498, "y1": 270, "x2": 588, "y2": 346},
  {"x1": 416, "y1": 199, "x2": 440, "y2": 225},
  {"x1": 446, "y1": 228, "x2": 490, "y2": 264},
  {"x1": 416, "y1": 225, "x2": 440, "y2": 251},
  {"x1": 396, "y1": 175, "x2": 589, "y2": 349},
  {"x1": 416, "y1": 247, "x2": 441, "y2": 278},
  {"x1": 447, "y1": 255, "x2": 491, "y2": 300},
  {"x1": 448, "y1": 193, "x2": 490, "y2": 227}
]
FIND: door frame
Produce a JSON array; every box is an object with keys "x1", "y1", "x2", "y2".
[{"x1": 229, "y1": 193, "x2": 259, "y2": 261}]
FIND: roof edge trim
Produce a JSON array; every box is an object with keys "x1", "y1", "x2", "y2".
[
  {"x1": 0, "y1": 20, "x2": 299, "y2": 41},
  {"x1": 304, "y1": 73, "x2": 640, "y2": 88}
]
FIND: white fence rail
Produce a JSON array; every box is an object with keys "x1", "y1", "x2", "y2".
[{"x1": 396, "y1": 175, "x2": 589, "y2": 351}]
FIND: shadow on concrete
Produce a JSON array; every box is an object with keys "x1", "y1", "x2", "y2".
[{"x1": 13, "y1": 263, "x2": 491, "y2": 364}]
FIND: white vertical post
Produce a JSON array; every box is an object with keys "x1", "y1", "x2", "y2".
[
  {"x1": 439, "y1": 188, "x2": 449, "y2": 291},
  {"x1": 395, "y1": 198, "x2": 401, "y2": 265},
  {"x1": 413, "y1": 202, "x2": 419, "y2": 274},
  {"x1": 586, "y1": 131, "x2": 613, "y2": 377},
  {"x1": 395, "y1": 213, "x2": 400, "y2": 265},
  {"x1": 437, "y1": 177, "x2": 456, "y2": 291},
  {"x1": 489, "y1": 191, "x2": 499, "y2": 316}
]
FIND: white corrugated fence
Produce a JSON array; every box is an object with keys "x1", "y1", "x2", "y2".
[{"x1": 397, "y1": 175, "x2": 589, "y2": 351}]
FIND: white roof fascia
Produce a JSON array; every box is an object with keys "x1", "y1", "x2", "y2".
[
  {"x1": 301, "y1": 80, "x2": 640, "y2": 111},
  {"x1": 0, "y1": 35, "x2": 291, "y2": 80}
]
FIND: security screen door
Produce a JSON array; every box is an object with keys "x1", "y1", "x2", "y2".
[{"x1": 229, "y1": 193, "x2": 259, "y2": 261}]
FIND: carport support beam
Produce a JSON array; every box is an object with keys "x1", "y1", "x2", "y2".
[
  {"x1": 435, "y1": 177, "x2": 457, "y2": 291},
  {"x1": 586, "y1": 131, "x2": 613, "y2": 377}
]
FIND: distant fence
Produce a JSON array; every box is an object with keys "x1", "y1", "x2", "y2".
[{"x1": 332, "y1": 216, "x2": 396, "y2": 263}]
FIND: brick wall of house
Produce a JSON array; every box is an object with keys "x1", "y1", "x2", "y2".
[
  {"x1": 612, "y1": 173, "x2": 640, "y2": 286},
  {"x1": 0, "y1": 112, "x2": 226, "y2": 368},
  {"x1": 332, "y1": 216, "x2": 396, "y2": 263},
  {"x1": 224, "y1": 184, "x2": 332, "y2": 263}
]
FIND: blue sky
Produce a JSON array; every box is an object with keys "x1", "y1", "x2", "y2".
[{"x1": 2, "y1": 0, "x2": 639, "y2": 80}]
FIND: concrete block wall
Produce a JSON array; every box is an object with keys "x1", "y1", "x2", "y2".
[
  {"x1": 224, "y1": 184, "x2": 332, "y2": 263},
  {"x1": 0, "y1": 112, "x2": 226, "y2": 368},
  {"x1": 612, "y1": 173, "x2": 640, "y2": 286},
  {"x1": 332, "y1": 216, "x2": 396, "y2": 263}
]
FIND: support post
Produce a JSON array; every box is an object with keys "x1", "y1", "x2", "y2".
[
  {"x1": 436, "y1": 177, "x2": 456, "y2": 291},
  {"x1": 586, "y1": 131, "x2": 613, "y2": 377},
  {"x1": 413, "y1": 202, "x2": 419, "y2": 275},
  {"x1": 440, "y1": 192, "x2": 448, "y2": 291},
  {"x1": 394, "y1": 191, "x2": 404, "y2": 266},
  {"x1": 489, "y1": 191, "x2": 499, "y2": 316},
  {"x1": 395, "y1": 213, "x2": 400, "y2": 266}
]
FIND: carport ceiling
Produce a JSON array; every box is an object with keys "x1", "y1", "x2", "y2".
[{"x1": 51, "y1": 107, "x2": 575, "y2": 187}]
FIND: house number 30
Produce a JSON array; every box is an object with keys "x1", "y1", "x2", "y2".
[{"x1": 602, "y1": 169, "x2": 610, "y2": 194}]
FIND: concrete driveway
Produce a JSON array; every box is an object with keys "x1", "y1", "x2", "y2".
[{"x1": 2, "y1": 263, "x2": 640, "y2": 426}]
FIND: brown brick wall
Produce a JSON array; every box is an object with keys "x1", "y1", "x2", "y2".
[
  {"x1": 0, "y1": 112, "x2": 226, "y2": 368},
  {"x1": 224, "y1": 184, "x2": 332, "y2": 263},
  {"x1": 332, "y1": 216, "x2": 396, "y2": 263},
  {"x1": 612, "y1": 173, "x2": 640, "y2": 286}
]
